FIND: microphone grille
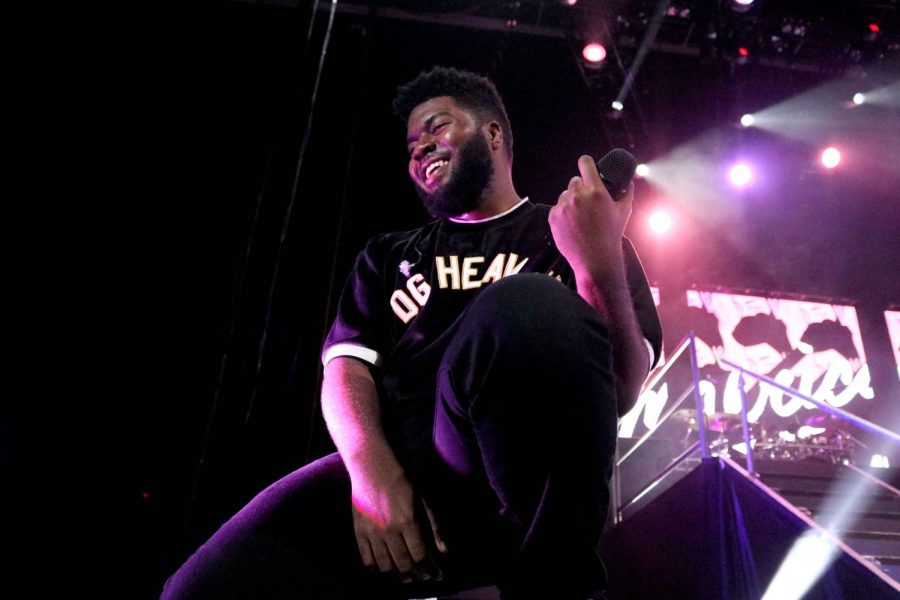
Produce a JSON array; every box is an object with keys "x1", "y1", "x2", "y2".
[{"x1": 597, "y1": 148, "x2": 637, "y2": 200}]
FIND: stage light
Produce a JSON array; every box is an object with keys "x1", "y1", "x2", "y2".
[
  {"x1": 731, "y1": 0, "x2": 755, "y2": 14},
  {"x1": 582, "y1": 42, "x2": 607, "y2": 64},
  {"x1": 665, "y1": 4, "x2": 692, "y2": 18},
  {"x1": 820, "y1": 146, "x2": 841, "y2": 169},
  {"x1": 611, "y1": 100, "x2": 624, "y2": 111},
  {"x1": 870, "y1": 454, "x2": 890, "y2": 468},
  {"x1": 852, "y1": 92, "x2": 866, "y2": 105},
  {"x1": 738, "y1": 47, "x2": 749, "y2": 57},
  {"x1": 635, "y1": 163, "x2": 650, "y2": 178},
  {"x1": 648, "y1": 210, "x2": 672, "y2": 234},
  {"x1": 868, "y1": 23, "x2": 880, "y2": 33},
  {"x1": 729, "y1": 163, "x2": 753, "y2": 187},
  {"x1": 734, "y1": 0, "x2": 754, "y2": 5},
  {"x1": 740, "y1": 114, "x2": 755, "y2": 127}
]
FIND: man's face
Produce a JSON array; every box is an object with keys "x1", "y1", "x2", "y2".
[{"x1": 406, "y1": 96, "x2": 494, "y2": 218}]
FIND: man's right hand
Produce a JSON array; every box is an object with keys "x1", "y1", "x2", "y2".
[
  {"x1": 351, "y1": 471, "x2": 446, "y2": 582},
  {"x1": 321, "y1": 357, "x2": 446, "y2": 582}
]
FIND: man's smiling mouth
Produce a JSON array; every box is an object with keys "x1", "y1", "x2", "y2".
[{"x1": 424, "y1": 159, "x2": 449, "y2": 183}]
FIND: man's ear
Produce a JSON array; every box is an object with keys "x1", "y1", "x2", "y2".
[{"x1": 487, "y1": 121, "x2": 503, "y2": 151}]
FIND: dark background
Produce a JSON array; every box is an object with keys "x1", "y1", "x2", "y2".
[{"x1": 13, "y1": 1, "x2": 898, "y2": 597}]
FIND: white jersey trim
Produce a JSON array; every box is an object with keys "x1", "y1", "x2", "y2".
[
  {"x1": 322, "y1": 343, "x2": 383, "y2": 368},
  {"x1": 644, "y1": 338, "x2": 655, "y2": 373},
  {"x1": 448, "y1": 198, "x2": 529, "y2": 224}
]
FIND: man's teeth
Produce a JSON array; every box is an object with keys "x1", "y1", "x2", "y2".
[{"x1": 425, "y1": 160, "x2": 448, "y2": 179}]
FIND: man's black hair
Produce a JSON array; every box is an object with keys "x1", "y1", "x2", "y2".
[
  {"x1": 393, "y1": 66, "x2": 514, "y2": 159},
  {"x1": 732, "y1": 313, "x2": 792, "y2": 354}
]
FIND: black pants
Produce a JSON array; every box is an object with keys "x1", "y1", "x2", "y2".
[{"x1": 161, "y1": 274, "x2": 618, "y2": 599}]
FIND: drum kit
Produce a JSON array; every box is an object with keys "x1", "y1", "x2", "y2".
[{"x1": 668, "y1": 410, "x2": 861, "y2": 464}]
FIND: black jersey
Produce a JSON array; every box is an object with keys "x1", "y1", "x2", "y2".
[{"x1": 323, "y1": 199, "x2": 662, "y2": 468}]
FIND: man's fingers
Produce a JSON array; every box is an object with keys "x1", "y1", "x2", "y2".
[
  {"x1": 401, "y1": 525, "x2": 444, "y2": 581},
  {"x1": 567, "y1": 175, "x2": 583, "y2": 192},
  {"x1": 577, "y1": 154, "x2": 604, "y2": 190},
  {"x1": 621, "y1": 180, "x2": 635, "y2": 205},
  {"x1": 386, "y1": 536, "x2": 416, "y2": 577},
  {"x1": 401, "y1": 526, "x2": 429, "y2": 565},
  {"x1": 371, "y1": 540, "x2": 395, "y2": 573},
  {"x1": 356, "y1": 535, "x2": 376, "y2": 569},
  {"x1": 424, "y1": 501, "x2": 448, "y2": 554}
]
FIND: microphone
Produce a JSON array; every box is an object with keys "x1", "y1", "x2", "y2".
[
  {"x1": 546, "y1": 147, "x2": 638, "y2": 250},
  {"x1": 596, "y1": 148, "x2": 637, "y2": 200}
]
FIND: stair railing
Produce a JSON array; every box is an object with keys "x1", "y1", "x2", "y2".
[
  {"x1": 613, "y1": 332, "x2": 708, "y2": 522},
  {"x1": 613, "y1": 334, "x2": 900, "y2": 523},
  {"x1": 719, "y1": 358, "x2": 900, "y2": 475}
]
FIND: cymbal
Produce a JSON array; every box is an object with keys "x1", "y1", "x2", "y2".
[
  {"x1": 804, "y1": 413, "x2": 839, "y2": 428},
  {"x1": 671, "y1": 408, "x2": 697, "y2": 422},
  {"x1": 669, "y1": 409, "x2": 700, "y2": 430},
  {"x1": 708, "y1": 413, "x2": 742, "y2": 432}
]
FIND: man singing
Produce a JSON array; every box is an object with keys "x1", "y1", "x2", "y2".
[{"x1": 162, "y1": 66, "x2": 662, "y2": 600}]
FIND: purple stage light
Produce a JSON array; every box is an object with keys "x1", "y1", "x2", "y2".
[
  {"x1": 582, "y1": 42, "x2": 607, "y2": 63},
  {"x1": 729, "y1": 163, "x2": 753, "y2": 187},
  {"x1": 649, "y1": 210, "x2": 672, "y2": 234},
  {"x1": 821, "y1": 147, "x2": 841, "y2": 169}
]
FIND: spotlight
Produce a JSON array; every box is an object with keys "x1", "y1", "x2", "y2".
[
  {"x1": 870, "y1": 454, "x2": 890, "y2": 468},
  {"x1": 728, "y1": 163, "x2": 752, "y2": 187},
  {"x1": 868, "y1": 23, "x2": 880, "y2": 33},
  {"x1": 852, "y1": 92, "x2": 866, "y2": 105},
  {"x1": 737, "y1": 47, "x2": 749, "y2": 57},
  {"x1": 740, "y1": 114, "x2": 755, "y2": 127},
  {"x1": 635, "y1": 163, "x2": 650, "y2": 178},
  {"x1": 665, "y1": 5, "x2": 691, "y2": 18},
  {"x1": 582, "y1": 42, "x2": 607, "y2": 64},
  {"x1": 731, "y1": 0, "x2": 755, "y2": 13},
  {"x1": 820, "y1": 147, "x2": 841, "y2": 169},
  {"x1": 611, "y1": 100, "x2": 624, "y2": 111},
  {"x1": 648, "y1": 210, "x2": 672, "y2": 234}
]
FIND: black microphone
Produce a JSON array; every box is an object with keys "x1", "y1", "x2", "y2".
[{"x1": 597, "y1": 148, "x2": 637, "y2": 200}]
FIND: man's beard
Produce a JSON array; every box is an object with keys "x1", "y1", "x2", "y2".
[{"x1": 417, "y1": 133, "x2": 494, "y2": 219}]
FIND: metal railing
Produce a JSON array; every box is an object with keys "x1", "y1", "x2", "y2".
[
  {"x1": 613, "y1": 332, "x2": 708, "y2": 521},
  {"x1": 720, "y1": 358, "x2": 900, "y2": 448},
  {"x1": 612, "y1": 334, "x2": 900, "y2": 522}
]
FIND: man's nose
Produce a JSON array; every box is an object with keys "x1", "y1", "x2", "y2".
[{"x1": 411, "y1": 136, "x2": 436, "y2": 161}]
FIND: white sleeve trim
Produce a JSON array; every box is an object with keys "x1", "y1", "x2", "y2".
[
  {"x1": 322, "y1": 343, "x2": 384, "y2": 368},
  {"x1": 644, "y1": 337, "x2": 656, "y2": 373}
]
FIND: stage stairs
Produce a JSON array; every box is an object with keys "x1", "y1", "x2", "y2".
[
  {"x1": 601, "y1": 455, "x2": 900, "y2": 599},
  {"x1": 425, "y1": 455, "x2": 900, "y2": 600},
  {"x1": 750, "y1": 457, "x2": 900, "y2": 584},
  {"x1": 602, "y1": 336, "x2": 900, "y2": 598}
]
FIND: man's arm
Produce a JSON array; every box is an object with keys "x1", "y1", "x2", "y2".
[
  {"x1": 321, "y1": 356, "x2": 444, "y2": 581},
  {"x1": 572, "y1": 255, "x2": 648, "y2": 415},
  {"x1": 548, "y1": 155, "x2": 649, "y2": 414}
]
